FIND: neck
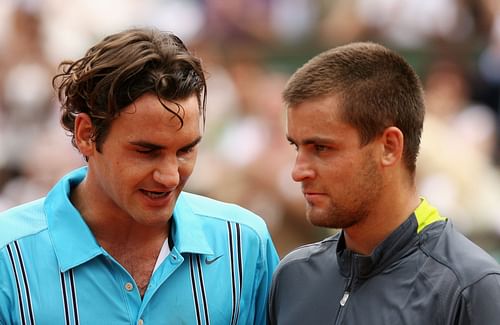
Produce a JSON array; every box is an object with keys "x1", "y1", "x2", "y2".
[
  {"x1": 71, "y1": 177, "x2": 170, "y2": 249},
  {"x1": 343, "y1": 183, "x2": 420, "y2": 256}
]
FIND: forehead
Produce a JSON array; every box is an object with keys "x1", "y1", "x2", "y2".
[
  {"x1": 286, "y1": 95, "x2": 360, "y2": 143},
  {"x1": 110, "y1": 93, "x2": 202, "y2": 138},
  {"x1": 287, "y1": 96, "x2": 342, "y2": 130},
  {"x1": 123, "y1": 93, "x2": 199, "y2": 124}
]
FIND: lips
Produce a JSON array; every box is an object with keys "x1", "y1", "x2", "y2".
[
  {"x1": 140, "y1": 189, "x2": 174, "y2": 206},
  {"x1": 302, "y1": 189, "x2": 324, "y2": 196},
  {"x1": 304, "y1": 192, "x2": 323, "y2": 198},
  {"x1": 142, "y1": 190, "x2": 169, "y2": 199},
  {"x1": 302, "y1": 190, "x2": 326, "y2": 204}
]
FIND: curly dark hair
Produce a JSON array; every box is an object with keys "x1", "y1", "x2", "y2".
[{"x1": 53, "y1": 27, "x2": 207, "y2": 152}]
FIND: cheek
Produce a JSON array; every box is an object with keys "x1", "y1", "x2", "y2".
[
  {"x1": 320, "y1": 159, "x2": 356, "y2": 188},
  {"x1": 178, "y1": 155, "x2": 198, "y2": 180},
  {"x1": 109, "y1": 159, "x2": 150, "y2": 188}
]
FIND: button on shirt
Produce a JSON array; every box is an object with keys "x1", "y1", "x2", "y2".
[{"x1": 0, "y1": 167, "x2": 279, "y2": 324}]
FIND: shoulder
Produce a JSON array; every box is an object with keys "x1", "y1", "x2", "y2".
[
  {"x1": 178, "y1": 192, "x2": 270, "y2": 236},
  {"x1": 0, "y1": 198, "x2": 48, "y2": 249},
  {"x1": 275, "y1": 234, "x2": 339, "y2": 275},
  {"x1": 270, "y1": 234, "x2": 339, "y2": 305},
  {"x1": 423, "y1": 221, "x2": 500, "y2": 286}
]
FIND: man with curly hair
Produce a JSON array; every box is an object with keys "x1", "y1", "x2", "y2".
[{"x1": 0, "y1": 27, "x2": 278, "y2": 324}]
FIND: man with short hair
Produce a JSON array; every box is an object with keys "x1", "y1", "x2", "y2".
[
  {"x1": 0, "y1": 27, "x2": 278, "y2": 324},
  {"x1": 268, "y1": 42, "x2": 500, "y2": 324}
]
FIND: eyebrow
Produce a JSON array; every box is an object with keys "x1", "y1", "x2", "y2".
[
  {"x1": 129, "y1": 136, "x2": 203, "y2": 151},
  {"x1": 181, "y1": 136, "x2": 203, "y2": 150},
  {"x1": 129, "y1": 141, "x2": 164, "y2": 151},
  {"x1": 286, "y1": 135, "x2": 334, "y2": 146}
]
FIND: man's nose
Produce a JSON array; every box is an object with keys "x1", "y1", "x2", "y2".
[
  {"x1": 153, "y1": 156, "x2": 180, "y2": 188},
  {"x1": 291, "y1": 151, "x2": 315, "y2": 182}
]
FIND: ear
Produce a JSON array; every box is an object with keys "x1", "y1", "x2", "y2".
[
  {"x1": 380, "y1": 126, "x2": 404, "y2": 167},
  {"x1": 74, "y1": 113, "x2": 95, "y2": 157}
]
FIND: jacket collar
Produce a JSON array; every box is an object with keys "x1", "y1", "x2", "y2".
[
  {"x1": 336, "y1": 198, "x2": 446, "y2": 279},
  {"x1": 46, "y1": 167, "x2": 213, "y2": 272}
]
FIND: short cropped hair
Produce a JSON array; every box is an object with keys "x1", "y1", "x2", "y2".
[
  {"x1": 283, "y1": 42, "x2": 425, "y2": 174},
  {"x1": 53, "y1": 27, "x2": 207, "y2": 151}
]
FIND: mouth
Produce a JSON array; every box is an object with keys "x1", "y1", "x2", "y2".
[
  {"x1": 303, "y1": 189, "x2": 323, "y2": 196},
  {"x1": 303, "y1": 191, "x2": 326, "y2": 203},
  {"x1": 304, "y1": 192, "x2": 322, "y2": 197},
  {"x1": 141, "y1": 190, "x2": 169, "y2": 199}
]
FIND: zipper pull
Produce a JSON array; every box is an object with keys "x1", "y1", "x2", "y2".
[{"x1": 340, "y1": 291, "x2": 350, "y2": 306}]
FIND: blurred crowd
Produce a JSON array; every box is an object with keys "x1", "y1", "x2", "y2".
[{"x1": 1, "y1": 0, "x2": 500, "y2": 258}]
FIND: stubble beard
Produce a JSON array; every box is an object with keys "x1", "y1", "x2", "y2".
[
  {"x1": 305, "y1": 151, "x2": 383, "y2": 229},
  {"x1": 306, "y1": 200, "x2": 368, "y2": 229}
]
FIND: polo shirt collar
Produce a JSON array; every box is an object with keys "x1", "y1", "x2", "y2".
[
  {"x1": 46, "y1": 167, "x2": 214, "y2": 272},
  {"x1": 171, "y1": 192, "x2": 213, "y2": 256},
  {"x1": 45, "y1": 167, "x2": 103, "y2": 272}
]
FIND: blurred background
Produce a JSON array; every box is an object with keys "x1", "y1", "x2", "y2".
[{"x1": 1, "y1": 0, "x2": 500, "y2": 259}]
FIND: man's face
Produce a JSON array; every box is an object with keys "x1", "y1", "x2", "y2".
[
  {"x1": 85, "y1": 93, "x2": 202, "y2": 227},
  {"x1": 286, "y1": 95, "x2": 383, "y2": 229}
]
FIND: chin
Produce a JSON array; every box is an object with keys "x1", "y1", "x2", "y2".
[
  {"x1": 306, "y1": 211, "x2": 328, "y2": 228},
  {"x1": 306, "y1": 208, "x2": 344, "y2": 229},
  {"x1": 132, "y1": 207, "x2": 172, "y2": 225},
  {"x1": 138, "y1": 216, "x2": 171, "y2": 227}
]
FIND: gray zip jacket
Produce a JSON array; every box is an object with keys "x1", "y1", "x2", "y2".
[{"x1": 268, "y1": 199, "x2": 500, "y2": 324}]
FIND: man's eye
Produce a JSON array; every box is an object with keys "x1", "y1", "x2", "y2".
[
  {"x1": 179, "y1": 147, "x2": 194, "y2": 154},
  {"x1": 315, "y1": 145, "x2": 328, "y2": 152},
  {"x1": 288, "y1": 141, "x2": 298, "y2": 151},
  {"x1": 137, "y1": 149, "x2": 155, "y2": 154},
  {"x1": 179, "y1": 145, "x2": 198, "y2": 155}
]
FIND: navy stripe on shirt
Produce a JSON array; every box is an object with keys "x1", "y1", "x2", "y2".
[
  {"x1": 196, "y1": 255, "x2": 210, "y2": 325},
  {"x1": 69, "y1": 269, "x2": 79, "y2": 325},
  {"x1": 60, "y1": 270, "x2": 80, "y2": 325},
  {"x1": 60, "y1": 272, "x2": 70, "y2": 325},
  {"x1": 228, "y1": 222, "x2": 243, "y2": 325},
  {"x1": 14, "y1": 241, "x2": 35, "y2": 325},
  {"x1": 234, "y1": 223, "x2": 243, "y2": 325},
  {"x1": 6, "y1": 243, "x2": 27, "y2": 325},
  {"x1": 189, "y1": 255, "x2": 202, "y2": 325},
  {"x1": 227, "y1": 222, "x2": 237, "y2": 325}
]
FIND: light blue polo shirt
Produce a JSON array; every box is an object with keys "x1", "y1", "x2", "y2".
[{"x1": 0, "y1": 167, "x2": 279, "y2": 324}]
